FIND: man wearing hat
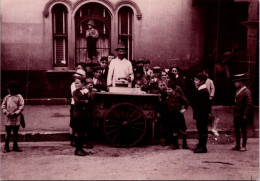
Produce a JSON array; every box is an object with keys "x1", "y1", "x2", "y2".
[
  {"x1": 231, "y1": 73, "x2": 253, "y2": 151},
  {"x1": 107, "y1": 43, "x2": 134, "y2": 87},
  {"x1": 86, "y1": 19, "x2": 99, "y2": 61}
]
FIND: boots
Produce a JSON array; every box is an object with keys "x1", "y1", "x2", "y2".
[
  {"x1": 4, "y1": 140, "x2": 10, "y2": 153},
  {"x1": 70, "y1": 134, "x2": 75, "y2": 147},
  {"x1": 13, "y1": 139, "x2": 22, "y2": 152},
  {"x1": 231, "y1": 134, "x2": 241, "y2": 151},
  {"x1": 82, "y1": 136, "x2": 93, "y2": 149},
  {"x1": 241, "y1": 135, "x2": 247, "y2": 151},
  {"x1": 194, "y1": 135, "x2": 207, "y2": 153},
  {"x1": 182, "y1": 134, "x2": 189, "y2": 149},
  {"x1": 172, "y1": 136, "x2": 179, "y2": 150},
  {"x1": 74, "y1": 137, "x2": 86, "y2": 156}
]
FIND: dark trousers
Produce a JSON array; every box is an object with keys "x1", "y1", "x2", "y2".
[
  {"x1": 234, "y1": 117, "x2": 248, "y2": 147},
  {"x1": 5, "y1": 125, "x2": 20, "y2": 148},
  {"x1": 87, "y1": 37, "x2": 97, "y2": 59},
  {"x1": 195, "y1": 116, "x2": 208, "y2": 148}
]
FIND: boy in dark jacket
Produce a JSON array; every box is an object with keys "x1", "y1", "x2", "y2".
[
  {"x1": 192, "y1": 73, "x2": 210, "y2": 153},
  {"x1": 165, "y1": 82, "x2": 189, "y2": 149},
  {"x1": 231, "y1": 73, "x2": 253, "y2": 151}
]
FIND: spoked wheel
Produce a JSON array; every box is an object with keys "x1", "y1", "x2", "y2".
[{"x1": 103, "y1": 103, "x2": 147, "y2": 147}]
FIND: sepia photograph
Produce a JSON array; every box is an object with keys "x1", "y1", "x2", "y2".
[{"x1": 0, "y1": 0, "x2": 259, "y2": 180}]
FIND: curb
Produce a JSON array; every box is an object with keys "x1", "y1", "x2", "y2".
[{"x1": 1, "y1": 129, "x2": 258, "y2": 142}]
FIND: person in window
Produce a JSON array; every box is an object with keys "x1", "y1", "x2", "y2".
[
  {"x1": 107, "y1": 43, "x2": 134, "y2": 87},
  {"x1": 86, "y1": 20, "x2": 99, "y2": 62}
]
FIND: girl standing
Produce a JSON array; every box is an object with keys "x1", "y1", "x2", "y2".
[{"x1": 2, "y1": 81, "x2": 24, "y2": 152}]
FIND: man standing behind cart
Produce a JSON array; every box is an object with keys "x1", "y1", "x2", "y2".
[{"x1": 107, "y1": 43, "x2": 134, "y2": 87}]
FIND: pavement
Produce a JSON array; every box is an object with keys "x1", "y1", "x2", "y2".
[
  {"x1": 0, "y1": 105, "x2": 259, "y2": 143},
  {"x1": 0, "y1": 139, "x2": 259, "y2": 180}
]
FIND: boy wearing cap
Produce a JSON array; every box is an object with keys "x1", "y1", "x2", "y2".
[
  {"x1": 231, "y1": 73, "x2": 253, "y2": 151},
  {"x1": 67, "y1": 69, "x2": 86, "y2": 146},
  {"x1": 92, "y1": 65, "x2": 107, "y2": 92},
  {"x1": 107, "y1": 43, "x2": 134, "y2": 87},
  {"x1": 147, "y1": 66, "x2": 162, "y2": 94},
  {"x1": 191, "y1": 73, "x2": 211, "y2": 153},
  {"x1": 143, "y1": 59, "x2": 153, "y2": 78},
  {"x1": 99, "y1": 56, "x2": 109, "y2": 81}
]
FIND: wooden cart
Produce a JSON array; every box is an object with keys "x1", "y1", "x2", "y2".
[{"x1": 93, "y1": 89, "x2": 160, "y2": 147}]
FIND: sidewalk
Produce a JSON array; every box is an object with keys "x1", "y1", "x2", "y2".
[{"x1": 1, "y1": 105, "x2": 259, "y2": 142}]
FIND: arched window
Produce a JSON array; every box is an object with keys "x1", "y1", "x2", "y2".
[
  {"x1": 52, "y1": 4, "x2": 68, "y2": 67},
  {"x1": 75, "y1": 3, "x2": 111, "y2": 65},
  {"x1": 118, "y1": 6, "x2": 133, "y2": 60}
]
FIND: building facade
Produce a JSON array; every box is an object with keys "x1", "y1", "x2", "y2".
[{"x1": 1, "y1": 0, "x2": 258, "y2": 104}]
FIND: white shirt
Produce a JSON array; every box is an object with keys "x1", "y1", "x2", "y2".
[
  {"x1": 107, "y1": 57, "x2": 134, "y2": 87},
  {"x1": 198, "y1": 84, "x2": 207, "y2": 91},
  {"x1": 205, "y1": 78, "x2": 215, "y2": 97}
]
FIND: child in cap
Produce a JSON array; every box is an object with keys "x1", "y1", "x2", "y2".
[
  {"x1": 159, "y1": 81, "x2": 189, "y2": 149},
  {"x1": 99, "y1": 56, "x2": 109, "y2": 81},
  {"x1": 132, "y1": 67, "x2": 149, "y2": 92},
  {"x1": 143, "y1": 59, "x2": 153, "y2": 79},
  {"x1": 72, "y1": 76, "x2": 94, "y2": 156},
  {"x1": 147, "y1": 66, "x2": 162, "y2": 94},
  {"x1": 93, "y1": 65, "x2": 107, "y2": 92},
  {"x1": 1, "y1": 81, "x2": 24, "y2": 152},
  {"x1": 191, "y1": 73, "x2": 211, "y2": 153},
  {"x1": 67, "y1": 69, "x2": 86, "y2": 146},
  {"x1": 231, "y1": 73, "x2": 253, "y2": 151}
]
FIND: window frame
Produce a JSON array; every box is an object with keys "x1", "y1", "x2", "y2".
[{"x1": 52, "y1": 4, "x2": 69, "y2": 67}]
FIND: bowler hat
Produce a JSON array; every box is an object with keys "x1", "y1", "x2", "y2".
[
  {"x1": 152, "y1": 66, "x2": 162, "y2": 73},
  {"x1": 73, "y1": 69, "x2": 86, "y2": 77},
  {"x1": 87, "y1": 20, "x2": 95, "y2": 27},
  {"x1": 115, "y1": 43, "x2": 127, "y2": 51},
  {"x1": 232, "y1": 73, "x2": 248, "y2": 82}
]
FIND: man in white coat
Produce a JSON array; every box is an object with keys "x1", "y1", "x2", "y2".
[{"x1": 107, "y1": 43, "x2": 134, "y2": 87}]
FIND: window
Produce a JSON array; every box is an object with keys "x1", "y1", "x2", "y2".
[
  {"x1": 52, "y1": 4, "x2": 68, "y2": 67},
  {"x1": 118, "y1": 7, "x2": 133, "y2": 60},
  {"x1": 75, "y1": 3, "x2": 111, "y2": 65}
]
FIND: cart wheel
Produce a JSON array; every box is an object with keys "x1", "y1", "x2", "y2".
[{"x1": 103, "y1": 102, "x2": 147, "y2": 147}]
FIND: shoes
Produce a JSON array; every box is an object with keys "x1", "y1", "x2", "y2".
[
  {"x1": 172, "y1": 145, "x2": 180, "y2": 150},
  {"x1": 161, "y1": 140, "x2": 170, "y2": 146},
  {"x1": 212, "y1": 129, "x2": 219, "y2": 136},
  {"x1": 3, "y1": 147, "x2": 10, "y2": 153},
  {"x1": 193, "y1": 147, "x2": 207, "y2": 153},
  {"x1": 13, "y1": 147, "x2": 23, "y2": 152},
  {"x1": 240, "y1": 146, "x2": 247, "y2": 151},
  {"x1": 182, "y1": 144, "x2": 190, "y2": 149},
  {"x1": 83, "y1": 143, "x2": 94, "y2": 149},
  {"x1": 75, "y1": 150, "x2": 86, "y2": 156},
  {"x1": 231, "y1": 145, "x2": 240, "y2": 151}
]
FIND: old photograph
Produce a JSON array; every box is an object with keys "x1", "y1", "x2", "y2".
[{"x1": 1, "y1": 0, "x2": 259, "y2": 180}]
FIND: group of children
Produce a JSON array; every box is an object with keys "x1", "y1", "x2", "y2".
[{"x1": 1, "y1": 54, "x2": 253, "y2": 155}]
